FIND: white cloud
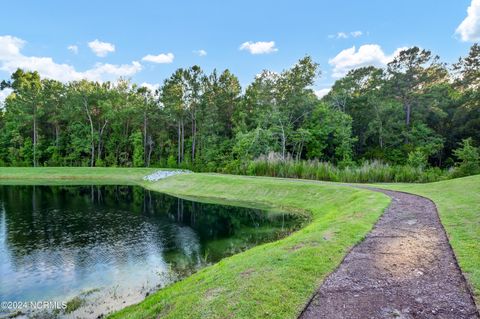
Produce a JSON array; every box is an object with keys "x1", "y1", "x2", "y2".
[
  {"x1": 239, "y1": 41, "x2": 278, "y2": 54},
  {"x1": 140, "y1": 82, "x2": 160, "y2": 92},
  {"x1": 88, "y1": 39, "x2": 115, "y2": 57},
  {"x1": 315, "y1": 88, "x2": 331, "y2": 99},
  {"x1": 351, "y1": 31, "x2": 363, "y2": 38},
  {"x1": 329, "y1": 44, "x2": 406, "y2": 78},
  {"x1": 0, "y1": 35, "x2": 25, "y2": 59},
  {"x1": 193, "y1": 49, "x2": 207, "y2": 57},
  {"x1": 67, "y1": 45, "x2": 78, "y2": 54},
  {"x1": 0, "y1": 35, "x2": 142, "y2": 82},
  {"x1": 456, "y1": 0, "x2": 480, "y2": 42},
  {"x1": 142, "y1": 53, "x2": 174, "y2": 64},
  {"x1": 0, "y1": 88, "x2": 13, "y2": 107},
  {"x1": 82, "y1": 61, "x2": 142, "y2": 80},
  {"x1": 329, "y1": 31, "x2": 364, "y2": 39}
]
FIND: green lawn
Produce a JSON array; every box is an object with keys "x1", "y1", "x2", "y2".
[
  {"x1": 375, "y1": 174, "x2": 480, "y2": 306},
  {"x1": 0, "y1": 168, "x2": 390, "y2": 318},
  {"x1": 0, "y1": 167, "x2": 157, "y2": 184},
  {"x1": 1, "y1": 168, "x2": 478, "y2": 316}
]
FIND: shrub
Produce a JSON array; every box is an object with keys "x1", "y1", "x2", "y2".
[
  {"x1": 167, "y1": 155, "x2": 177, "y2": 168},
  {"x1": 452, "y1": 138, "x2": 480, "y2": 177},
  {"x1": 131, "y1": 131, "x2": 144, "y2": 167},
  {"x1": 407, "y1": 149, "x2": 428, "y2": 169}
]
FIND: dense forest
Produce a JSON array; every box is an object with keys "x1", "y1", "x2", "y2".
[{"x1": 0, "y1": 45, "x2": 479, "y2": 182}]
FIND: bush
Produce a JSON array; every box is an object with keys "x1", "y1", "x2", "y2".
[
  {"x1": 407, "y1": 149, "x2": 428, "y2": 169},
  {"x1": 131, "y1": 131, "x2": 144, "y2": 167},
  {"x1": 452, "y1": 138, "x2": 480, "y2": 177},
  {"x1": 167, "y1": 155, "x2": 177, "y2": 168}
]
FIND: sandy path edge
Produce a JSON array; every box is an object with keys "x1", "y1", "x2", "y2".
[{"x1": 299, "y1": 188, "x2": 479, "y2": 319}]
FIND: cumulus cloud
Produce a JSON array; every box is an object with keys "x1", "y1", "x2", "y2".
[
  {"x1": 0, "y1": 35, "x2": 25, "y2": 59},
  {"x1": 315, "y1": 88, "x2": 331, "y2": 99},
  {"x1": 88, "y1": 39, "x2": 115, "y2": 57},
  {"x1": 329, "y1": 44, "x2": 406, "y2": 78},
  {"x1": 142, "y1": 53, "x2": 174, "y2": 64},
  {"x1": 140, "y1": 82, "x2": 160, "y2": 92},
  {"x1": 0, "y1": 35, "x2": 142, "y2": 82},
  {"x1": 456, "y1": 0, "x2": 480, "y2": 42},
  {"x1": 193, "y1": 49, "x2": 207, "y2": 57},
  {"x1": 0, "y1": 88, "x2": 13, "y2": 107},
  {"x1": 82, "y1": 62, "x2": 142, "y2": 80},
  {"x1": 329, "y1": 31, "x2": 364, "y2": 39},
  {"x1": 239, "y1": 41, "x2": 278, "y2": 54},
  {"x1": 67, "y1": 45, "x2": 78, "y2": 54}
]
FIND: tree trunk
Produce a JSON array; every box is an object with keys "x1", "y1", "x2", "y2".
[
  {"x1": 147, "y1": 135, "x2": 153, "y2": 167},
  {"x1": 97, "y1": 123, "x2": 101, "y2": 163},
  {"x1": 143, "y1": 108, "x2": 147, "y2": 166},
  {"x1": 114, "y1": 144, "x2": 120, "y2": 166},
  {"x1": 191, "y1": 117, "x2": 196, "y2": 163},
  {"x1": 83, "y1": 96, "x2": 95, "y2": 167},
  {"x1": 296, "y1": 138, "x2": 304, "y2": 161},
  {"x1": 97, "y1": 120, "x2": 108, "y2": 163},
  {"x1": 33, "y1": 102, "x2": 37, "y2": 167},
  {"x1": 55, "y1": 123, "x2": 60, "y2": 147},
  {"x1": 379, "y1": 129, "x2": 384, "y2": 149},
  {"x1": 177, "y1": 121, "x2": 181, "y2": 164},
  {"x1": 279, "y1": 120, "x2": 286, "y2": 160},
  {"x1": 404, "y1": 101, "x2": 411, "y2": 144},
  {"x1": 405, "y1": 102, "x2": 411, "y2": 127},
  {"x1": 181, "y1": 119, "x2": 185, "y2": 162}
]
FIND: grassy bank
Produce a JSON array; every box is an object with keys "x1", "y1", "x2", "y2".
[
  {"x1": 377, "y1": 174, "x2": 480, "y2": 305},
  {"x1": 0, "y1": 167, "x2": 156, "y2": 184},
  {"x1": 108, "y1": 174, "x2": 389, "y2": 319},
  {"x1": 0, "y1": 168, "x2": 390, "y2": 318}
]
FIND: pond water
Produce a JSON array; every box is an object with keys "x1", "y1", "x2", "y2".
[{"x1": 0, "y1": 185, "x2": 302, "y2": 318}]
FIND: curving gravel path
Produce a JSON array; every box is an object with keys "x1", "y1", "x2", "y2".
[{"x1": 300, "y1": 188, "x2": 479, "y2": 319}]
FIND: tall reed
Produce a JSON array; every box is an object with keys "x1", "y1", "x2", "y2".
[{"x1": 226, "y1": 156, "x2": 448, "y2": 183}]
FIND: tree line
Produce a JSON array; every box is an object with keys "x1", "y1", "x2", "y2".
[{"x1": 0, "y1": 45, "x2": 479, "y2": 180}]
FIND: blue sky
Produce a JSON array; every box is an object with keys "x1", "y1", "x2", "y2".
[{"x1": 0, "y1": 0, "x2": 479, "y2": 100}]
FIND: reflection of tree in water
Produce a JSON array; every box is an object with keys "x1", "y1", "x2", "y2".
[
  {"x1": 0, "y1": 185, "x2": 303, "y2": 289},
  {"x1": 0, "y1": 185, "x2": 305, "y2": 308}
]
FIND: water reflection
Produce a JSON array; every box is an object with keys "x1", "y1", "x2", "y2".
[{"x1": 0, "y1": 185, "x2": 302, "y2": 317}]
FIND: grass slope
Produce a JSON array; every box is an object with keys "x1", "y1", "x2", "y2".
[
  {"x1": 110, "y1": 174, "x2": 390, "y2": 318},
  {"x1": 376, "y1": 174, "x2": 480, "y2": 306}
]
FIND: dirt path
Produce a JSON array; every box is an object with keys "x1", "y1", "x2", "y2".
[{"x1": 300, "y1": 189, "x2": 479, "y2": 319}]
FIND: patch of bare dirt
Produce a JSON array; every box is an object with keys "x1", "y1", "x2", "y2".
[
  {"x1": 322, "y1": 230, "x2": 334, "y2": 241},
  {"x1": 240, "y1": 268, "x2": 256, "y2": 277},
  {"x1": 299, "y1": 189, "x2": 479, "y2": 319},
  {"x1": 204, "y1": 287, "x2": 225, "y2": 301}
]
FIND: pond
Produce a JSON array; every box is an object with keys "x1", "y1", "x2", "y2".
[{"x1": 0, "y1": 185, "x2": 303, "y2": 318}]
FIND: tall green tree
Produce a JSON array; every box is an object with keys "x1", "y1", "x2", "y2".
[
  {"x1": 1, "y1": 69, "x2": 42, "y2": 166},
  {"x1": 386, "y1": 47, "x2": 447, "y2": 142}
]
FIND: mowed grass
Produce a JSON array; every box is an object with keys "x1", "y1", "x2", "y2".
[
  {"x1": 376, "y1": 174, "x2": 480, "y2": 306},
  {"x1": 1, "y1": 168, "x2": 479, "y2": 315},
  {"x1": 109, "y1": 174, "x2": 390, "y2": 319},
  {"x1": 0, "y1": 168, "x2": 390, "y2": 318},
  {"x1": 0, "y1": 167, "x2": 156, "y2": 184}
]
